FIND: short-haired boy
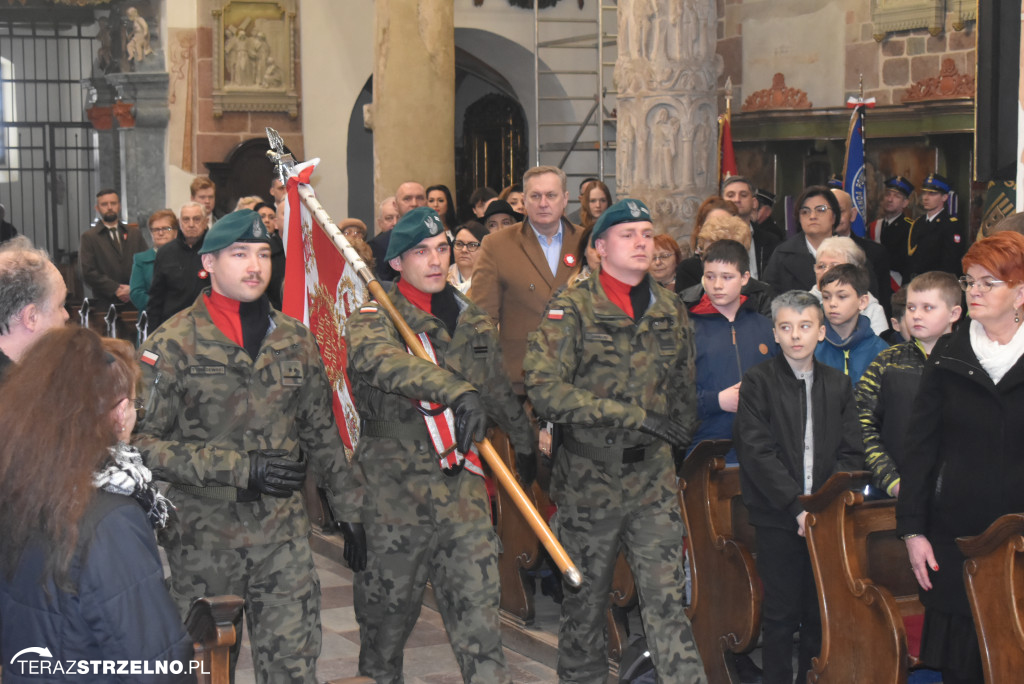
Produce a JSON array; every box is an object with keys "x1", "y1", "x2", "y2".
[
  {"x1": 816, "y1": 263, "x2": 889, "y2": 382},
  {"x1": 686, "y1": 239, "x2": 777, "y2": 464},
  {"x1": 855, "y1": 271, "x2": 962, "y2": 497},
  {"x1": 880, "y1": 286, "x2": 911, "y2": 346},
  {"x1": 734, "y1": 290, "x2": 865, "y2": 684}
]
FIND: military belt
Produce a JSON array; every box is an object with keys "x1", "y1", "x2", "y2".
[
  {"x1": 361, "y1": 419, "x2": 431, "y2": 442},
  {"x1": 172, "y1": 483, "x2": 260, "y2": 503},
  {"x1": 562, "y1": 432, "x2": 658, "y2": 464}
]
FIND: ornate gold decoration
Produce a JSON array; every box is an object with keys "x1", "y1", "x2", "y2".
[
  {"x1": 903, "y1": 58, "x2": 975, "y2": 102},
  {"x1": 741, "y1": 73, "x2": 812, "y2": 112}
]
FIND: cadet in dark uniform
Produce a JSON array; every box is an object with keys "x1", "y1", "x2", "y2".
[
  {"x1": 345, "y1": 207, "x2": 536, "y2": 684},
  {"x1": 136, "y1": 210, "x2": 363, "y2": 684},
  {"x1": 902, "y1": 173, "x2": 966, "y2": 281},
  {"x1": 524, "y1": 199, "x2": 707, "y2": 683},
  {"x1": 869, "y1": 176, "x2": 915, "y2": 288}
]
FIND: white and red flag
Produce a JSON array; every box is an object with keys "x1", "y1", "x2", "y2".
[{"x1": 281, "y1": 159, "x2": 366, "y2": 450}]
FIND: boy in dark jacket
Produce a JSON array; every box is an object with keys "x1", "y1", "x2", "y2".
[
  {"x1": 855, "y1": 272, "x2": 961, "y2": 497},
  {"x1": 815, "y1": 263, "x2": 889, "y2": 382},
  {"x1": 686, "y1": 239, "x2": 777, "y2": 464},
  {"x1": 734, "y1": 290, "x2": 865, "y2": 684}
]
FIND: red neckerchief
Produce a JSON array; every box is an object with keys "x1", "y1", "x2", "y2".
[
  {"x1": 204, "y1": 290, "x2": 244, "y2": 347},
  {"x1": 690, "y1": 293, "x2": 748, "y2": 315},
  {"x1": 599, "y1": 268, "x2": 634, "y2": 318},
  {"x1": 397, "y1": 277, "x2": 432, "y2": 314}
]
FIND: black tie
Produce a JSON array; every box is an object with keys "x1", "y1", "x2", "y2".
[{"x1": 109, "y1": 227, "x2": 121, "y2": 252}]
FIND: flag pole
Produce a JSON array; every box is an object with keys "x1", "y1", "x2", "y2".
[{"x1": 266, "y1": 128, "x2": 582, "y2": 588}]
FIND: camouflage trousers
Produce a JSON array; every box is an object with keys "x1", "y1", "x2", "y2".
[
  {"x1": 551, "y1": 449, "x2": 707, "y2": 684},
  {"x1": 165, "y1": 537, "x2": 322, "y2": 684},
  {"x1": 353, "y1": 518, "x2": 509, "y2": 684}
]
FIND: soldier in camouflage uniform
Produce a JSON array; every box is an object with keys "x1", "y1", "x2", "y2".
[
  {"x1": 135, "y1": 210, "x2": 363, "y2": 684},
  {"x1": 524, "y1": 199, "x2": 707, "y2": 683},
  {"x1": 345, "y1": 207, "x2": 536, "y2": 684}
]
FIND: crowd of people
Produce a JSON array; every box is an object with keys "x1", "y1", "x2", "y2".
[{"x1": 0, "y1": 162, "x2": 1022, "y2": 684}]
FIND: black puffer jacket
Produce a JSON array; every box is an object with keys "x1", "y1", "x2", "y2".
[
  {"x1": 734, "y1": 354, "x2": 865, "y2": 530},
  {"x1": 0, "y1": 492, "x2": 194, "y2": 683}
]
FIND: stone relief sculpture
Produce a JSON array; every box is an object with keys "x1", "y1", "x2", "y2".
[
  {"x1": 617, "y1": 113, "x2": 635, "y2": 190},
  {"x1": 211, "y1": 0, "x2": 299, "y2": 117},
  {"x1": 615, "y1": 0, "x2": 717, "y2": 242},
  {"x1": 652, "y1": 109, "x2": 680, "y2": 188}
]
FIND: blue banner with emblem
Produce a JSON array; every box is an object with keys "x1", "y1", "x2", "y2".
[{"x1": 842, "y1": 104, "x2": 867, "y2": 237}]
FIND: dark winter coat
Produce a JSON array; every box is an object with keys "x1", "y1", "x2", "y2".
[
  {"x1": 0, "y1": 492, "x2": 194, "y2": 683},
  {"x1": 897, "y1": 324, "x2": 1024, "y2": 615},
  {"x1": 734, "y1": 354, "x2": 865, "y2": 531}
]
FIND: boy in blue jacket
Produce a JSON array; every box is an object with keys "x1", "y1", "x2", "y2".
[
  {"x1": 686, "y1": 239, "x2": 777, "y2": 464},
  {"x1": 816, "y1": 263, "x2": 888, "y2": 382}
]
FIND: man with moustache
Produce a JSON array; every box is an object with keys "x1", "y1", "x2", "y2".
[
  {"x1": 146, "y1": 201, "x2": 210, "y2": 330},
  {"x1": 136, "y1": 209, "x2": 363, "y2": 683},
  {"x1": 79, "y1": 188, "x2": 148, "y2": 310},
  {"x1": 524, "y1": 199, "x2": 706, "y2": 683},
  {"x1": 345, "y1": 206, "x2": 535, "y2": 683}
]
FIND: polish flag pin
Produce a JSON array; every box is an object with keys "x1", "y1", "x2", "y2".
[
  {"x1": 198, "y1": 269, "x2": 209, "y2": 279},
  {"x1": 564, "y1": 254, "x2": 576, "y2": 268}
]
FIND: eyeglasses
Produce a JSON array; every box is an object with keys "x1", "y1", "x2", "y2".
[
  {"x1": 342, "y1": 227, "x2": 365, "y2": 239},
  {"x1": 652, "y1": 252, "x2": 675, "y2": 263},
  {"x1": 814, "y1": 262, "x2": 840, "y2": 273},
  {"x1": 150, "y1": 226, "x2": 175, "y2": 234},
  {"x1": 454, "y1": 240, "x2": 481, "y2": 252},
  {"x1": 799, "y1": 205, "x2": 832, "y2": 217},
  {"x1": 959, "y1": 276, "x2": 1008, "y2": 293}
]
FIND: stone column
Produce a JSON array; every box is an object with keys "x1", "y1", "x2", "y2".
[
  {"x1": 366, "y1": 0, "x2": 455, "y2": 208},
  {"x1": 106, "y1": 72, "x2": 171, "y2": 232},
  {"x1": 615, "y1": 0, "x2": 718, "y2": 243}
]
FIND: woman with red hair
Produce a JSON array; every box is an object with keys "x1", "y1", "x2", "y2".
[{"x1": 898, "y1": 230, "x2": 1024, "y2": 684}]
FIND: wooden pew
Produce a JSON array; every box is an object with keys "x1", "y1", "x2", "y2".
[
  {"x1": 186, "y1": 595, "x2": 243, "y2": 684},
  {"x1": 801, "y1": 471, "x2": 923, "y2": 683},
  {"x1": 678, "y1": 440, "x2": 760, "y2": 684},
  {"x1": 492, "y1": 428, "x2": 543, "y2": 624},
  {"x1": 957, "y1": 513, "x2": 1024, "y2": 684}
]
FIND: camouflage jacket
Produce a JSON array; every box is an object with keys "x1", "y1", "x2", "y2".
[
  {"x1": 135, "y1": 291, "x2": 361, "y2": 550},
  {"x1": 524, "y1": 272, "x2": 698, "y2": 455},
  {"x1": 345, "y1": 283, "x2": 533, "y2": 524}
]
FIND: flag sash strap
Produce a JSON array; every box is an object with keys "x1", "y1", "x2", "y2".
[{"x1": 407, "y1": 331, "x2": 485, "y2": 478}]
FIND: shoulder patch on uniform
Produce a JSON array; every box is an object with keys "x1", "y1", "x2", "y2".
[
  {"x1": 547, "y1": 309, "x2": 564, "y2": 320},
  {"x1": 360, "y1": 304, "x2": 379, "y2": 313},
  {"x1": 141, "y1": 350, "x2": 159, "y2": 366},
  {"x1": 953, "y1": 234, "x2": 961, "y2": 243}
]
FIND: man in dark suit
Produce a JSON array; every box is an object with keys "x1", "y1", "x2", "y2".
[
  {"x1": 722, "y1": 176, "x2": 780, "y2": 280},
  {"x1": 470, "y1": 165, "x2": 583, "y2": 395},
  {"x1": 79, "y1": 189, "x2": 148, "y2": 311},
  {"x1": 0, "y1": 204, "x2": 17, "y2": 243}
]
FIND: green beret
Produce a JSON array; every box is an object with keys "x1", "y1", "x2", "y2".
[
  {"x1": 385, "y1": 206, "x2": 446, "y2": 261},
  {"x1": 198, "y1": 209, "x2": 272, "y2": 254},
  {"x1": 591, "y1": 198, "x2": 652, "y2": 245}
]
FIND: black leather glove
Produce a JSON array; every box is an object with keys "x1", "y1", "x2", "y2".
[
  {"x1": 336, "y1": 521, "x2": 367, "y2": 572},
  {"x1": 639, "y1": 413, "x2": 689, "y2": 449},
  {"x1": 516, "y1": 450, "x2": 538, "y2": 487},
  {"x1": 247, "y1": 449, "x2": 306, "y2": 498},
  {"x1": 451, "y1": 391, "x2": 487, "y2": 455}
]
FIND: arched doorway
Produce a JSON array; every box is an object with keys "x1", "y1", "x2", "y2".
[{"x1": 459, "y1": 92, "x2": 527, "y2": 219}]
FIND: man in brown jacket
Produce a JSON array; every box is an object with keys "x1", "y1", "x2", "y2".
[{"x1": 470, "y1": 166, "x2": 583, "y2": 394}]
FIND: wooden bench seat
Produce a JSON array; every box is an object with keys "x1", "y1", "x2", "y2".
[
  {"x1": 801, "y1": 471, "x2": 923, "y2": 683},
  {"x1": 679, "y1": 440, "x2": 760, "y2": 684},
  {"x1": 957, "y1": 512, "x2": 1024, "y2": 684}
]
